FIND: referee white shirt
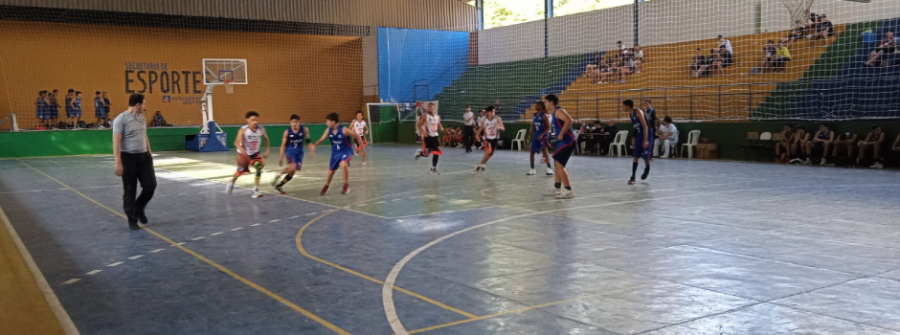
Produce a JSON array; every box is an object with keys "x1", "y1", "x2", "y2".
[{"x1": 463, "y1": 111, "x2": 474, "y2": 126}]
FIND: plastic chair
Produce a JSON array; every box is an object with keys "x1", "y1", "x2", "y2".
[
  {"x1": 511, "y1": 129, "x2": 527, "y2": 151},
  {"x1": 609, "y1": 130, "x2": 629, "y2": 156},
  {"x1": 681, "y1": 130, "x2": 701, "y2": 158},
  {"x1": 759, "y1": 132, "x2": 772, "y2": 141}
]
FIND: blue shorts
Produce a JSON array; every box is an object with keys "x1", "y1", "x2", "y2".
[
  {"x1": 95, "y1": 109, "x2": 107, "y2": 118},
  {"x1": 531, "y1": 134, "x2": 550, "y2": 153},
  {"x1": 329, "y1": 150, "x2": 353, "y2": 171},
  {"x1": 633, "y1": 136, "x2": 653, "y2": 159},
  {"x1": 286, "y1": 150, "x2": 304, "y2": 170},
  {"x1": 552, "y1": 141, "x2": 576, "y2": 167}
]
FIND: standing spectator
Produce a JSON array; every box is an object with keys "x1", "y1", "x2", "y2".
[
  {"x1": 831, "y1": 131, "x2": 857, "y2": 164},
  {"x1": 776, "y1": 124, "x2": 795, "y2": 162},
  {"x1": 35, "y1": 91, "x2": 49, "y2": 130},
  {"x1": 49, "y1": 89, "x2": 60, "y2": 128},
  {"x1": 810, "y1": 14, "x2": 833, "y2": 43},
  {"x1": 858, "y1": 125, "x2": 886, "y2": 169},
  {"x1": 102, "y1": 91, "x2": 111, "y2": 127},
  {"x1": 774, "y1": 41, "x2": 792, "y2": 72},
  {"x1": 113, "y1": 93, "x2": 156, "y2": 230},
  {"x1": 64, "y1": 89, "x2": 74, "y2": 129},
  {"x1": 759, "y1": 40, "x2": 777, "y2": 73},
  {"x1": 94, "y1": 91, "x2": 107, "y2": 129},
  {"x1": 462, "y1": 105, "x2": 475, "y2": 153},
  {"x1": 152, "y1": 111, "x2": 168, "y2": 127},
  {"x1": 654, "y1": 116, "x2": 678, "y2": 158},
  {"x1": 70, "y1": 91, "x2": 83, "y2": 129},
  {"x1": 718, "y1": 35, "x2": 734, "y2": 56},
  {"x1": 867, "y1": 30, "x2": 895, "y2": 67},
  {"x1": 790, "y1": 125, "x2": 811, "y2": 165},
  {"x1": 633, "y1": 44, "x2": 644, "y2": 73},
  {"x1": 809, "y1": 123, "x2": 835, "y2": 165}
]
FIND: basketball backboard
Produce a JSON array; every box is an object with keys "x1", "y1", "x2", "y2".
[{"x1": 202, "y1": 58, "x2": 248, "y2": 85}]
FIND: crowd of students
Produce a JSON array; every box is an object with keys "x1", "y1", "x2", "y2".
[
  {"x1": 690, "y1": 35, "x2": 735, "y2": 77},
  {"x1": 775, "y1": 123, "x2": 900, "y2": 169},
  {"x1": 35, "y1": 89, "x2": 111, "y2": 130},
  {"x1": 582, "y1": 41, "x2": 644, "y2": 84}
]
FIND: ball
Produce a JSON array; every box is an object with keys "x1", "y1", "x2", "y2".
[{"x1": 237, "y1": 153, "x2": 250, "y2": 166}]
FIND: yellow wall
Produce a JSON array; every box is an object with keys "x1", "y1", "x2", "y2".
[{"x1": 0, "y1": 20, "x2": 363, "y2": 129}]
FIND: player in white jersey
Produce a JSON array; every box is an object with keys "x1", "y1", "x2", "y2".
[
  {"x1": 226, "y1": 111, "x2": 270, "y2": 198},
  {"x1": 351, "y1": 111, "x2": 369, "y2": 166},
  {"x1": 474, "y1": 106, "x2": 504, "y2": 172},
  {"x1": 414, "y1": 103, "x2": 444, "y2": 174}
]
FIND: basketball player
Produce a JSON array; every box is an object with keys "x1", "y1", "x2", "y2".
[
  {"x1": 311, "y1": 113, "x2": 361, "y2": 195},
  {"x1": 625, "y1": 100, "x2": 651, "y2": 185},
  {"x1": 474, "y1": 105, "x2": 504, "y2": 172},
  {"x1": 50, "y1": 89, "x2": 60, "y2": 128},
  {"x1": 226, "y1": 111, "x2": 270, "y2": 198},
  {"x1": 351, "y1": 111, "x2": 369, "y2": 166},
  {"x1": 414, "y1": 103, "x2": 444, "y2": 174},
  {"x1": 272, "y1": 114, "x2": 310, "y2": 195},
  {"x1": 527, "y1": 101, "x2": 553, "y2": 176},
  {"x1": 35, "y1": 91, "x2": 49, "y2": 129},
  {"x1": 545, "y1": 95, "x2": 575, "y2": 199},
  {"x1": 64, "y1": 89, "x2": 74, "y2": 129},
  {"x1": 69, "y1": 91, "x2": 83, "y2": 129}
]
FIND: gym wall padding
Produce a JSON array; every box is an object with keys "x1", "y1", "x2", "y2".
[
  {"x1": 0, "y1": 20, "x2": 363, "y2": 128},
  {"x1": 377, "y1": 27, "x2": 469, "y2": 103}
]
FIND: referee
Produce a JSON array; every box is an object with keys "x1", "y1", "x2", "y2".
[
  {"x1": 462, "y1": 105, "x2": 475, "y2": 153},
  {"x1": 113, "y1": 93, "x2": 156, "y2": 230}
]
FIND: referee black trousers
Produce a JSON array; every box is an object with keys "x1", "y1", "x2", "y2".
[
  {"x1": 121, "y1": 152, "x2": 157, "y2": 223},
  {"x1": 463, "y1": 125, "x2": 475, "y2": 152}
]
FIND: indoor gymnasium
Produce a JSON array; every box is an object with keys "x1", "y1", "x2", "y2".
[{"x1": 3, "y1": 0, "x2": 900, "y2": 334}]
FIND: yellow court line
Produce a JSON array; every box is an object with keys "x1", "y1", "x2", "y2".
[
  {"x1": 19, "y1": 161, "x2": 351, "y2": 335},
  {"x1": 402, "y1": 284, "x2": 652, "y2": 334},
  {"x1": 295, "y1": 197, "x2": 479, "y2": 319}
]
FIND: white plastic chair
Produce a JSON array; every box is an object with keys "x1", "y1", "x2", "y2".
[
  {"x1": 759, "y1": 132, "x2": 772, "y2": 141},
  {"x1": 609, "y1": 130, "x2": 629, "y2": 156},
  {"x1": 511, "y1": 129, "x2": 527, "y2": 151},
  {"x1": 681, "y1": 130, "x2": 701, "y2": 158}
]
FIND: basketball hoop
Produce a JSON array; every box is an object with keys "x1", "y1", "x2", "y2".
[
  {"x1": 223, "y1": 79, "x2": 235, "y2": 94},
  {"x1": 782, "y1": 0, "x2": 816, "y2": 29}
]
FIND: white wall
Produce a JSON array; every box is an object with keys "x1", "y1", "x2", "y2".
[
  {"x1": 478, "y1": 0, "x2": 900, "y2": 65},
  {"x1": 547, "y1": 4, "x2": 634, "y2": 58},
  {"x1": 478, "y1": 20, "x2": 545, "y2": 64}
]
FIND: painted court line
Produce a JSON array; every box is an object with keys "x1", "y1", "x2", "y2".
[
  {"x1": 0, "y1": 195, "x2": 79, "y2": 335},
  {"x1": 191, "y1": 237, "x2": 205, "y2": 241},
  {"x1": 231, "y1": 227, "x2": 244, "y2": 231},
  {"x1": 150, "y1": 249, "x2": 165, "y2": 253},
  {"x1": 268, "y1": 219, "x2": 281, "y2": 223},
  {"x1": 107, "y1": 262, "x2": 124, "y2": 267},
  {"x1": 20, "y1": 161, "x2": 350, "y2": 335},
  {"x1": 381, "y1": 184, "x2": 786, "y2": 335},
  {"x1": 288, "y1": 216, "x2": 300, "y2": 219},
  {"x1": 250, "y1": 223, "x2": 262, "y2": 227},
  {"x1": 62, "y1": 278, "x2": 80, "y2": 285},
  {"x1": 127, "y1": 255, "x2": 144, "y2": 260},
  {"x1": 210, "y1": 232, "x2": 224, "y2": 236},
  {"x1": 86, "y1": 270, "x2": 102, "y2": 276}
]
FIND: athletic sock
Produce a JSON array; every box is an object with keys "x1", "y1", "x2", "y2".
[
  {"x1": 554, "y1": 182, "x2": 561, "y2": 189},
  {"x1": 631, "y1": 162, "x2": 638, "y2": 179},
  {"x1": 547, "y1": 162, "x2": 552, "y2": 168},
  {"x1": 531, "y1": 161, "x2": 535, "y2": 169},
  {"x1": 565, "y1": 186, "x2": 572, "y2": 191},
  {"x1": 432, "y1": 155, "x2": 439, "y2": 168},
  {"x1": 277, "y1": 174, "x2": 293, "y2": 187}
]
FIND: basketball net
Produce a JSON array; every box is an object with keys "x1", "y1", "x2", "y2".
[
  {"x1": 223, "y1": 79, "x2": 235, "y2": 94},
  {"x1": 782, "y1": 0, "x2": 816, "y2": 29}
]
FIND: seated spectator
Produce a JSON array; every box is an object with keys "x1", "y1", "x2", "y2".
[
  {"x1": 789, "y1": 125, "x2": 811, "y2": 165},
  {"x1": 617, "y1": 40, "x2": 626, "y2": 56},
  {"x1": 808, "y1": 123, "x2": 835, "y2": 165},
  {"x1": 858, "y1": 125, "x2": 886, "y2": 168},
  {"x1": 867, "y1": 30, "x2": 895, "y2": 67},
  {"x1": 759, "y1": 40, "x2": 777, "y2": 73},
  {"x1": 892, "y1": 133, "x2": 900, "y2": 167},
  {"x1": 719, "y1": 45, "x2": 734, "y2": 68},
  {"x1": 613, "y1": 56, "x2": 631, "y2": 83},
  {"x1": 774, "y1": 41, "x2": 792, "y2": 72},
  {"x1": 594, "y1": 62, "x2": 615, "y2": 84},
  {"x1": 152, "y1": 111, "x2": 168, "y2": 127},
  {"x1": 776, "y1": 124, "x2": 794, "y2": 162},
  {"x1": 718, "y1": 35, "x2": 734, "y2": 56},
  {"x1": 653, "y1": 116, "x2": 678, "y2": 158},
  {"x1": 633, "y1": 44, "x2": 644, "y2": 73},
  {"x1": 785, "y1": 21, "x2": 806, "y2": 48},
  {"x1": 810, "y1": 14, "x2": 834, "y2": 43},
  {"x1": 689, "y1": 48, "x2": 704, "y2": 73},
  {"x1": 709, "y1": 48, "x2": 725, "y2": 76},
  {"x1": 578, "y1": 121, "x2": 604, "y2": 155},
  {"x1": 584, "y1": 52, "x2": 602, "y2": 77},
  {"x1": 693, "y1": 49, "x2": 720, "y2": 78},
  {"x1": 599, "y1": 120, "x2": 619, "y2": 155},
  {"x1": 830, "y1": 131, "x2": 857, "y2": 166}
]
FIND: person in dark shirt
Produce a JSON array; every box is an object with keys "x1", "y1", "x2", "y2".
[
  {"x1": 811, "y1": 14, "x2": 834, "y2": 43},
  {"x1": 599, "y1": 120, "x2": 619, "y2": 156},
  {"x1": 760, "y1": 40, "x2": 777, "y2": 73},
  {"x1": 152, "y1": 111, "x2": 168, "y2": 127},
  {"x1": 867, "y1": 30, "x2": 895, "y2": 67}
]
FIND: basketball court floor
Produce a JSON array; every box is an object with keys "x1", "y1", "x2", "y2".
[{"x1": 3, "y1": 144, "x2": 900, "y2": 335}]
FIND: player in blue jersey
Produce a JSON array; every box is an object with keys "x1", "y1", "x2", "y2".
[
  {"x1": 35, "y1": 91, "x2": 49, "y2": 129},
  {"x1": 272, "y1": 114, "x2": 311, "y2": 195},
  {"x1": 625, "y1": 100, "x2": 651, "y2": 185},
  {"x1": 310, "y1": 113, "x2": 362, "y2": 195},
  {"x1": 527, "y1": 101, "x2": 554, "y2": 176},
  {"x1": 545, "y1": 94, "x2": 575, "y2": 199},
  {"x1": 68, "y1": 91, "x2": 82, "y2": 129},
  {"x1": 643, "y1": 99, "x2": 657, "y2": 153}
]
